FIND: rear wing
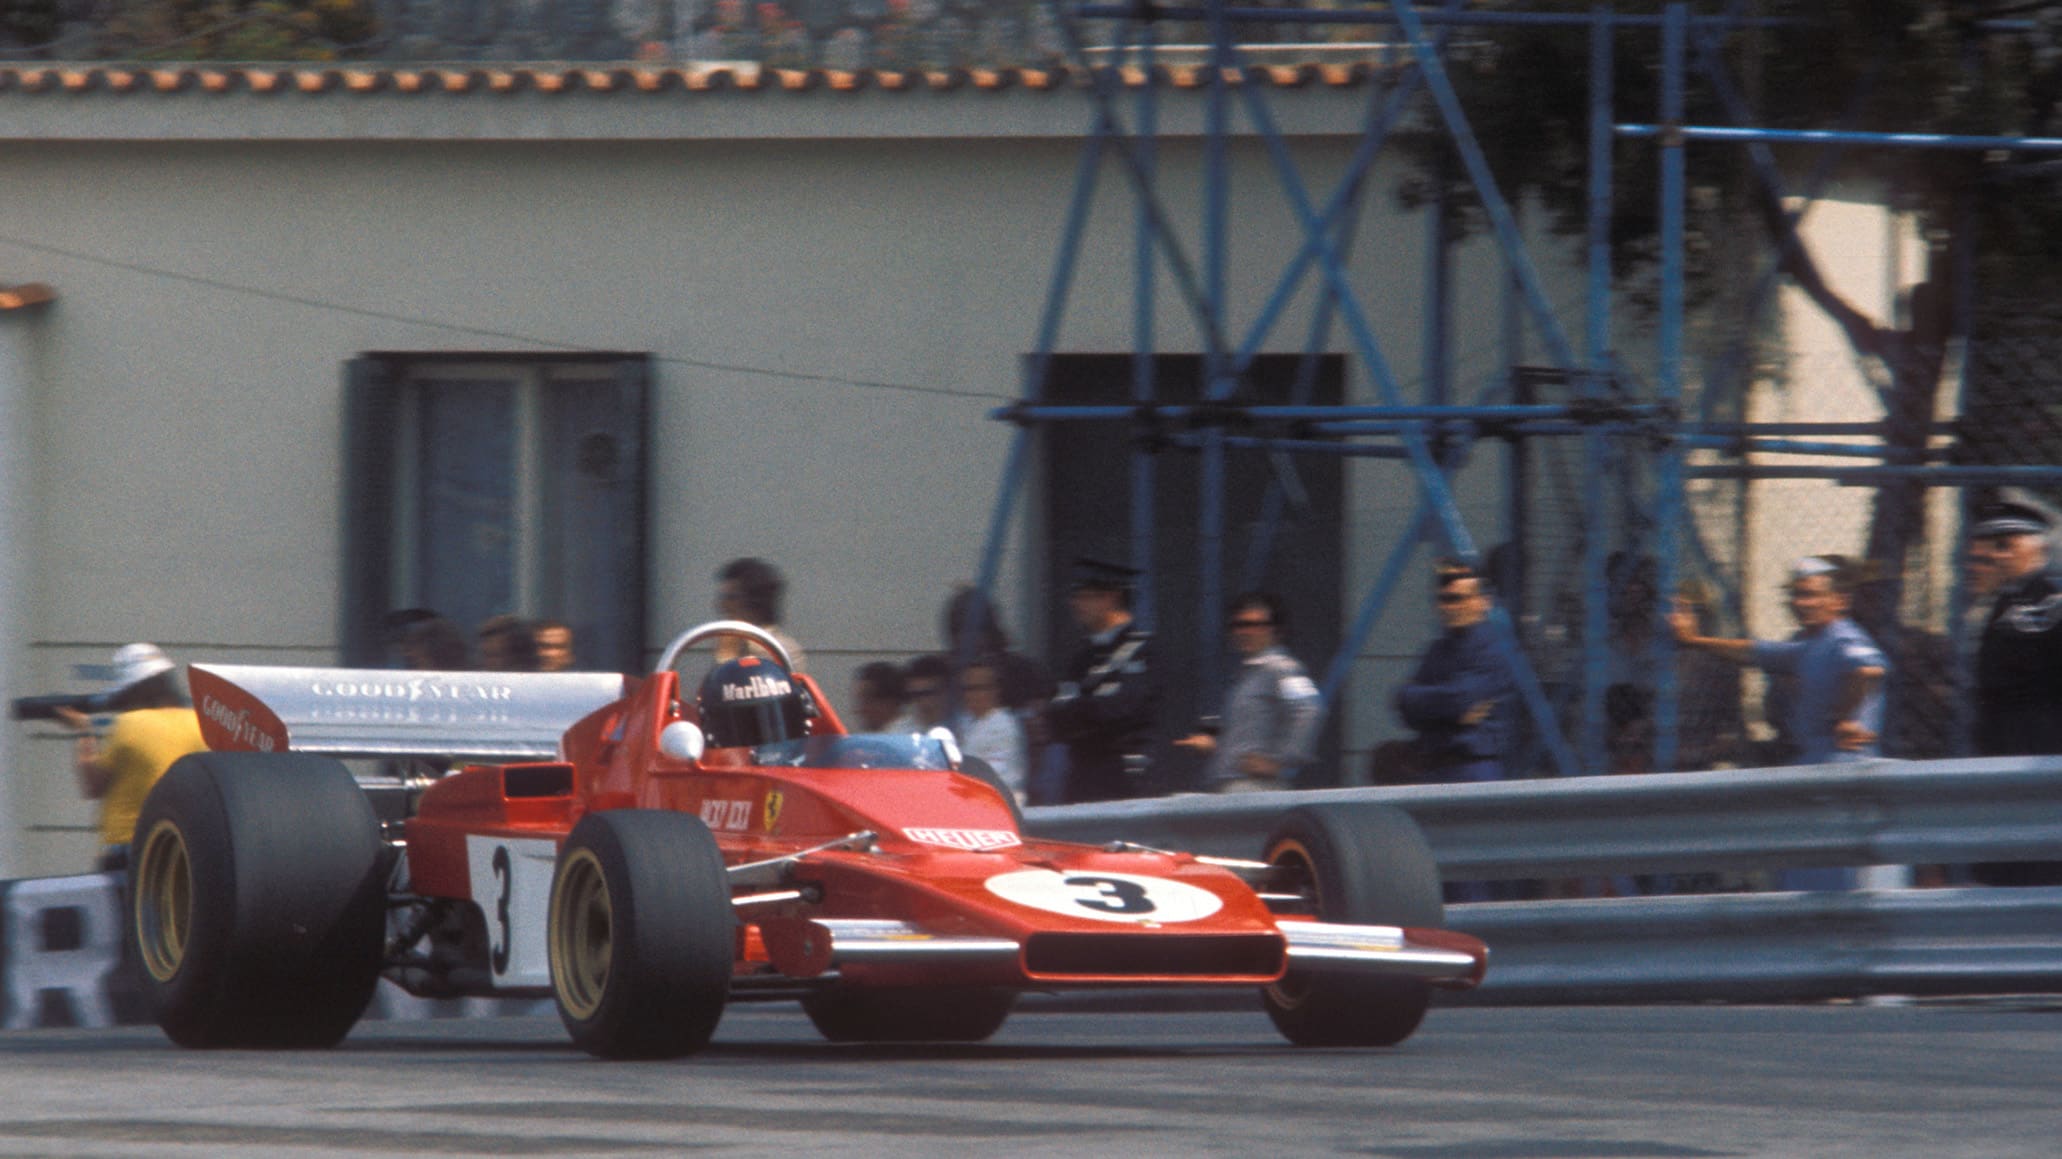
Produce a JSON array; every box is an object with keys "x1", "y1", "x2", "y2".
[{"x1": 189, "y1": 663, "x2": 630, "y2": 762}]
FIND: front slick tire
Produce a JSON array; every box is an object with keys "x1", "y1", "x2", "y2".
[
  {"x1": 802, "y1": 987, "x2": 1015, "y2": 1044},
  {"x1": 1261, "y1": 803, "x2": 1443, "y2": 1048},
  {"x1": 549, "y1": 810, "x2": 734, "y2": 1060},
  {"x1": 132, "y1": 752, "x2": 386, "y2": 1049}
]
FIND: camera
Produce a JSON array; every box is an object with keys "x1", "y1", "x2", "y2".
[{"x1": 10, "y1": 691, "x2": 117, "y2": 723}]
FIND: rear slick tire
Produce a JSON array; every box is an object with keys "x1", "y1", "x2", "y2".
[
  {"x1": 548, "y1": 810, "x2": 734, "y2": 1059},
  {"x1": 132, "y1": 751, "x2": 387, "y2": 1049},
  {"x1": 1260, "y1": 803, "x2": 1443, "y2": 1047}
]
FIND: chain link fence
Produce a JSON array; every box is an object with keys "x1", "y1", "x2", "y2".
[{"x1": 1504, "y1": 333, "x2": 2018, "y2": 777}]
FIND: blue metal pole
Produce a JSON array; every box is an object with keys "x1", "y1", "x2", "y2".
[
  {"x1": 970, "y1": 128, "x2": 1112, "y2": 636},
  {"x1": 1676, "y1": 435, "x2": 1921, "y2": 459},
  {"x1": 1425, "y1": 159, "x2": 1451, "y2": 414},
  {"x1": 1586, "y1": 3, "x2": 1615, "y2": 375},
  {"x1": 1502, "y1": 195, "x2": 1527, "y2": 625},
  {"x1": 1386, "y1": 0, "x2": 1582, "y2": 373},
  {"x1": 1948, "y1": 191, "x2": 1980, "y2": 755},
  {"x1": 1133, "y1": 18, "x2": 1159, "y2": 631},
  {"x1": 1226, "y1": 0, "x2": 1466, "y2": 606},
  {"x1": 1650, "y1": 3, "x2": 1689, "y2": 773},
  {"x1": 1044, "y1": 6, "x2": 1235, "y2": 361},
  {"x1": 1199, "y1": 0, "x2": 1235, "y2": 697},
  {"x1": 999, "y1": 403, "x2": 1657, "y2": 421},
  {"x1": 1689, "y1": 421, "x2": 1925, "y2": 436},
  {"x1": 1147, "y1": 8, "x2": 1588, "y2": 774},
  {"x1": 1241, "y1": 195, "x2": 1359, "y2": 591},
  {"x1": 1229, "y1": 25, "x2": 1437, "y2": 375},
  {"x1": 1687, "y1": 18, "x2": 1845, "y2": 423},
  {"x1": 1168, "y1": 435, "x2": 1414, "y2": 458},
  {"x1": 1580, "y1": 2, "x2": 1615, "y2": 776},
  {"x1": 1617, "y1": 123, "x2": 2062, "y2": 152},
  {"x1": 1316, "y1": 506, "x2": 1432, "y2": 780},
  {"x1": 1689, "y1": 465, "x2": 2062, "y2": 484}
]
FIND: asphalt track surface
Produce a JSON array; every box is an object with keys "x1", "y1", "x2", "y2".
[{"x1": 0, "y1": 1000, "x2": 2057, "y2": 1157}]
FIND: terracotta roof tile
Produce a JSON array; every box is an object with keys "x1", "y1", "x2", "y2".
[{"x1": 0, "y1": 62, "x2": 1379, "y2": 102}]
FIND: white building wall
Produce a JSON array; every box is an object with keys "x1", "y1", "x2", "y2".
[{"x1": 0, "y1": 83, "x2": 1554, "y2": 873}]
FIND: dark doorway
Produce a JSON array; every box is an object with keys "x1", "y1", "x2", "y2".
[{"x1": 1040, "y1": 353, "x2": 1347, "y2": 790}]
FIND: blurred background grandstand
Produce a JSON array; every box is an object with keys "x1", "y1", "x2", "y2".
[{"x1": 0, "y1": 0, "x2": 1403, "y2": 68}]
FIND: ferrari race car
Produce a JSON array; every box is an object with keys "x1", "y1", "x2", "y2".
[{"x1": 132, "y1": 621, "x2": 1486, "y2": 1058}]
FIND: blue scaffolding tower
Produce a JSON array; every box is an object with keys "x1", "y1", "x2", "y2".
[{"x1": 970, "y1": 1, "x2": 2062, "y2": 779}]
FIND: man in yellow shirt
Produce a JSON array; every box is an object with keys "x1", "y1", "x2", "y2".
[{"x1": 55, "y1": 643, "x2": 207, "y2": 873}]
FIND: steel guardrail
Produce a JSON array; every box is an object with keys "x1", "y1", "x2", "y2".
[
  {"x1": 1021, "y1": 756, "x2": 2062, "y2": 1002},
  {"x1": 1022, "y1": 757, "x2": 2062, "y2": 874}
]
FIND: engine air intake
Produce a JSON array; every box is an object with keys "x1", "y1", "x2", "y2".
[{"x1": 1023, "y1": 932, "x2": 1285, "y2": 979}]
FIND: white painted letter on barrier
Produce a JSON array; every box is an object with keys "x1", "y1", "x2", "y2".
[{"x1": 3, "y1": 874, "x2": 122, "y2": 1029}]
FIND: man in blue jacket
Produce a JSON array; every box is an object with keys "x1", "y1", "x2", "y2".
[
  {"x1": 1667, "y1": 554, "x2": 1887, "y2": 766},
  {"x1": 1395, "y1": 561, "x2": 1513, "y2": 784}
]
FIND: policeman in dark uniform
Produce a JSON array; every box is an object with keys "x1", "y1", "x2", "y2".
[
  {"x1": 1966, "y1": 499, "x2": 2062, "y2": 885},
  {"x1": 1046, "y1": 558, "x2": 1159, "y2": 803}
]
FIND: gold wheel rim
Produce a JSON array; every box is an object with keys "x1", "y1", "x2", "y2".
[
  {"x1": 549, "y1": 848, "x2": 613, "y2": 1021},
  {"x1": 1265, "y1": 838, "x2": 1319, "y2": 1009},
  {"x1": 135, "y1": 819, "x2": 192, "y2": 983}
]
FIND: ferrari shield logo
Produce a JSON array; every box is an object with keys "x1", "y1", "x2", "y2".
[{"x1": 764, "y1": 790, "x2": 784, "y2": 832}]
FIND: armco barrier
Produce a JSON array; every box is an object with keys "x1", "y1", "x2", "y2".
[
  {"x1": 0, "y1": 873, "x2": 550, "y2": 1029},
  {"x1": 1022, "y1": 755, "x2": 2062, "y2": 1003},
  {"x1": 5, "y1": 756, "x2": 2060, "y2": 1025},
  {"x1": 1, "y1": 874, "x2": 125, "y2": 1029}
]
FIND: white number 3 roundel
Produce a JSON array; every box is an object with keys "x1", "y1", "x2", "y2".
[{"x1": 984, "y1": 868, "x2": 1225, "y2": 924}]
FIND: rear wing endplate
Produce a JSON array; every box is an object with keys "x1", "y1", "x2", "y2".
[{"x1": 189, "y1": 663, "x2": 629, "y2": 762}]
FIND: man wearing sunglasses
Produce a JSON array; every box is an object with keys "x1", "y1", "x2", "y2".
[
  {"x1": 1174, "y1": 591, "x2": 1322, "y2": 793},
  {"x1": 1394, "y1": 561, "x2": 1513, "y2": 786}
]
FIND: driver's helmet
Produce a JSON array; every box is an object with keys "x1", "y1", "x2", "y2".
[{"x1": 696, "y1": 655, "x2": 806, "y2": 748}]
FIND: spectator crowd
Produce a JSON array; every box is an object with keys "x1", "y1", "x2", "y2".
[{"x1": 47, "y1": 493, "x2": 2062, "y2": 892}]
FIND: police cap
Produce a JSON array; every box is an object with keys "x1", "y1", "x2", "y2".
[
  {"x1": 1070, "y1": 556, "x2": 1142, "y2": 593},
  {"x1": 1970, "y1": 501, "x2": 2053, "y2": 540}
]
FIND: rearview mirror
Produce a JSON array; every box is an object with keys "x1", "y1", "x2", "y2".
[
  {"x1": 659, "y1": 720, "x2": 706, "y2": 762},
  {"x1": 926, "y1": 725, "x2": 963, "y2": 769}
]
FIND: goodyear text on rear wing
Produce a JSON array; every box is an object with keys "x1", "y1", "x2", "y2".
[{"x1": 189, "y1": 663, "x2": 628, "y2": 762}]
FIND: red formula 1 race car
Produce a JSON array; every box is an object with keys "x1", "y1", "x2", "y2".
[{"x1": 133, "y1": 622, "x2": 1485, "y2": 1058}]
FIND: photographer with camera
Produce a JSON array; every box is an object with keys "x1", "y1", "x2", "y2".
[{"x1": 44, "y1": 644, "x2": 205, "y2": 874}]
